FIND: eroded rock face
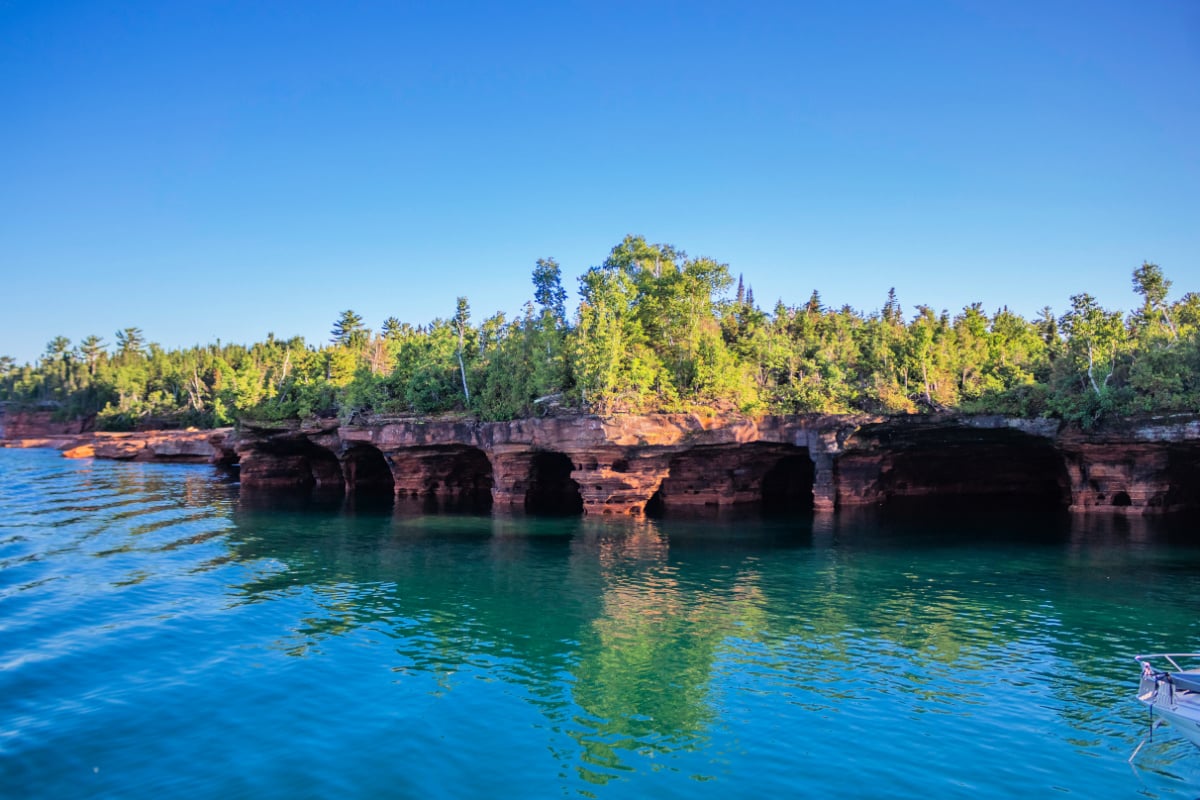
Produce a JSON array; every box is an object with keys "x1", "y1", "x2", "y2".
[
  {"x1": 233, "y1": 413, "x2": 1200, "y2": 517},
  {"x1": 0, "y1": 410, "x2": 94, "y2": 438},
  {"x1": 234, "y1": 414, "x2": 845, "y2": 516},
  {"x1": 4, "y1": 427, "x2": 237, "y2": 464},
  {"x1": 1059, "y1": 418, "x2": 1200, "y2": 514},
  {"x1": 236, "y1": 422, "x2": 343, "y2": 489},
  {"x1": 8, "y1": 411, "x2": 1199, "y2": 517},
  {"x1": 651, "y1": 443, "x2": 815, "y2": 510},
  {"x1": 835, "y1": 419, "x2": 1069, "y2": 511}
]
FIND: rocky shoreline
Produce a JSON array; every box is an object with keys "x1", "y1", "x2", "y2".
[
  {"x1": 0, "y1": 410, "x2": 236, "y2": 464},
  {"x1": 3, "y1": 409, "x2": 1198, "y2": 517}
]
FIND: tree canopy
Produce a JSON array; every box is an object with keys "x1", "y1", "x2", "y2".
[{"x1": 2, "y1": 240, "x2": 1196, "y2": 430}]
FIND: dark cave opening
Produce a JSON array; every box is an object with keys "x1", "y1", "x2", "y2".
[{"x1": 524, "y1": 452, "x2": 584, "y2": 515}]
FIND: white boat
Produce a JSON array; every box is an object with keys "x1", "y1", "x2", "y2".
[{"x1": 1136, "y1": 653, "x2": 1200, "y2": 750}]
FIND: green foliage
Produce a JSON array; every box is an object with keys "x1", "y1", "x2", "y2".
[
  {"x1": 115, "y1": 327, "x2": 145, "y2": 361},
  {"x1": 532, "y1": 257, "x2": 568, "y2": 325},
  {"x1": 330, "y1": 310, "x2": 367, "y2": 348},
  {"x1": 3, "y1": 245, "x2": 1195, "y2": 427}
]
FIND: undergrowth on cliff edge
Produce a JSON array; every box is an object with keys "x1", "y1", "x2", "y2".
[{"x1": 2, "y1": 237, "x2": 1198, "y2": 430}]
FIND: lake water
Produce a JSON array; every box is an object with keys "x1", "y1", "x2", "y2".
[{"x1": 1, "y1": 448, "x2": 1198, "y2": 798}]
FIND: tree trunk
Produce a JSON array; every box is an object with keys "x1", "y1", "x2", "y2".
[
  {"x1": 457, "y1": 349, "x2": 470, "y2": 402},
  {"x1": 1086, "y1": 342, "x2": 1098, "y2": 394}
]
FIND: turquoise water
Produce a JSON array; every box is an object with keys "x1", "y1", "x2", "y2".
[{"x1": 1, "y1": 448, "x2": 1198, "y2": 798}]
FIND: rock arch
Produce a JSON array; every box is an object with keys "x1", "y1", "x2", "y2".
[
  {"x1": 341, "y1": 443, "x2": 395, "y2": 495},
  {"x1": 838, "y1": 427, "x2": 1070, "y2": 512},
  {"x1": 237, "y1": 438, "x2": 344, "y2": 491},
  {"x1": 649, "y1": 443, "x2": 815, "y2": 515},
  {"x1": 390, "y1": 445, "x2": 494, "y2": 511}
]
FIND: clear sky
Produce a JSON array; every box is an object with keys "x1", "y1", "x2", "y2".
[{"x1": 2, "y1": 0, "x2": 1197, "y2": 365}]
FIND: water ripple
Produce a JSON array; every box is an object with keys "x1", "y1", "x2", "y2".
[{"x1": 1, "y1": 449, "x2": 1198, "y2": 798}]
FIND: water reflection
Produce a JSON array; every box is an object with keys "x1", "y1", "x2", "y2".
[
  {"x1": 222, "y1": 491, "x2": 1200, "y2": 783},
  {"x1": 227, "y1": 500, "x2": 812, "y2": 777},
  {"x1": 8, "y1": 449, "x2": 1200, "y2": 798}
]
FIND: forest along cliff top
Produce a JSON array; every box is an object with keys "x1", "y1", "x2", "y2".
[{"x1": 1, "y1": 243, "x2": 1195, "y2": 434}]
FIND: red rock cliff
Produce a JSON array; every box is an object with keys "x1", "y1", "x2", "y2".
[
  {"x1": 1, "y1": 411, "x2": 236, "y2": 465},
  {"x1": 0, "y1": 410, "x2": 94, "y2": 439},
  {"x1": 7, "y1": 409, "x2": 1197, "y2": 517},
  {"x1": 233, "y1": 413, "x2": 1200, "y2": 517}
]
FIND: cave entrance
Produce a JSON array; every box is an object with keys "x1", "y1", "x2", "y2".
[
  {"x1": 241, "y1": 438, "x2": 345, "y2": 495},
  {"x1": 651, "y1": 443, "x2": 815, "y2": 516},
  {"x1": 426, "y1": 447, "x2": 494, "y2": 512},
  {"x1": 879, "y1": 431, "x2": 1069, "y2": 513},
  {"x1": 762, "y1": 454, "x2": 816, "y2": 514},
  {"x1": 341, "y1": 444, "x2": 395, "y2": 496},
  {"x1": 1163, "y1": 445, "x2": 1200, "y2": 513},
  {"x1": 644, "y1": 487, "x2": 666, "y2": 517},
  {"x1": 524, "y1": 452, "x2": 583, "y2": 515},
  {"x1": 390, "y1": 446, "x2": 494, "y2": 513},
  {"x1": 305, "y1": 445, "x2": 345, "y2": 492}
]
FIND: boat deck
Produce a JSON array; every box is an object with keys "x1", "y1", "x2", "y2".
[{"x1": 1136, "y1": 654, "x2": 1200, "y2": 750}]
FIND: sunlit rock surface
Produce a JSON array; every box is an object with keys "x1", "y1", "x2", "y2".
[
  {"x1": 0, "y1": 412, "x2": 235, "y2": 465},
  {"x1": 230, "y1": 413, "x2": 1200, "y2": 517},
  {"x1": 5, "y1": 409, "x2": 1197, "y2": 516}
]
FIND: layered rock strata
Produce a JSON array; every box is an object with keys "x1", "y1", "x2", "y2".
[
  {"x1": 0, "y1": 418, "x2": 237, "y2": 465},
  {"x1": 231, "y1": 413, "x2": 1200, "y2": 517},
  {"x1": 5, "y1": 408, "x2": 1197, "y2": 516}
]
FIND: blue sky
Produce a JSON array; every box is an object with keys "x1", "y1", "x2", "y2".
[{"x1": 2, "y1": 0, "x2": 1197, "y2": 364}]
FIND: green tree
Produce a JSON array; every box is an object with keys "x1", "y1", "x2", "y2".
[
  {"x1": 78, "y1": 335, "x2": 107, "y2": 376},
  {"x1": 43, "y1": 336, "x2": 72, "y2": 363},
  {"x1": 532, "y1": 257, "x2": 568, "y2": 326},
  {"x1": 381, "y1": 316, "x2": 405, "y2": 341},
  {"x1": 1131, "y1": 261, "x2": 1178, "y2": 340},
  {"x1": 573, "y1": 264, "x2": 662, "y2": 412},
  {"x1": 115, "y1": 327, "x2": 146, "y2": 360},
  {"x1": 882, "y1": 288, "x2": 903, "y2": 326},
  {"x1": 1059, "y1": 293, "x2": 1126, "y2": 396},
  {"x1": 1, "y1": 243, "x2": 1194, "y2": 427},
  {"x1": 331, "y1": 310, "x2": 367, "y2": 348}
]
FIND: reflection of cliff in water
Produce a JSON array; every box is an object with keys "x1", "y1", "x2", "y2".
[
  {"x1": 226, "y1": 499, "x2": 817, "y2": 773},
  {"x1": 223, "y1": 495, "x2": 1200, "y2": 778}
]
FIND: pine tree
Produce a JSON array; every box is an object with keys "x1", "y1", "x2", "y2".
[
  {"x1": 115, "y1": 327, "x2": 146, "y2": 359},
  {"x1": 883, "y1": 288, "x2": 902, "y2": 325},
  {"x1": 331, "y1": 310, "x2": 367, "y2": 348},
  {"x1": 381, "y1": 317, "x2": 404, "y2": 341},
  {"x1": 79, "y1": 335, "x2": 107, "y2": 375},
  {"x1": 806, "y1": 290, "x2": 822, "y2": 315}
]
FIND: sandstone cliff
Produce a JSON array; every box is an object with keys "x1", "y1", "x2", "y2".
[
  {"x1": 4, "y1": 409, "x2": 1197, "y2": 517},
  {"x1": 232, "y1": 413, "x2": 1200, "y2": 517},
  {"x1": 0, "y1": 410, "x2": 236, "y2": 465}
]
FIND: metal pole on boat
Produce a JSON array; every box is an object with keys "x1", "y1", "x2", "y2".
[{"x1": 1128, "y1": 715, "x2": 1165, "y2": 763}]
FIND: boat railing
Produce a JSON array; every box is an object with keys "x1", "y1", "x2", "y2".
[
  {"x1": 1131, "y1": 653, "x2": 1200, "y2": 761},
  {"x1": 1135, "y1": 653, "x2": 1200, "y2": 673}
]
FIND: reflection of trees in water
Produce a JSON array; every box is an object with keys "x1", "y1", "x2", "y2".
[
  {"x1": 567, "y1": 522, "x2": 771, "y2": 783},
  {"x1": 228, "y1": 505, "x2": 604, "y2": 689},
  {"x1": 783, "y1": 511, "x2": 1200, "y2": 752},
  {"x1": 223, "y1": 498, "x2": 1200, "y2": 781},
  {"x1": 225, "y1": 506, "x2": 790, "y2": 780}
]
